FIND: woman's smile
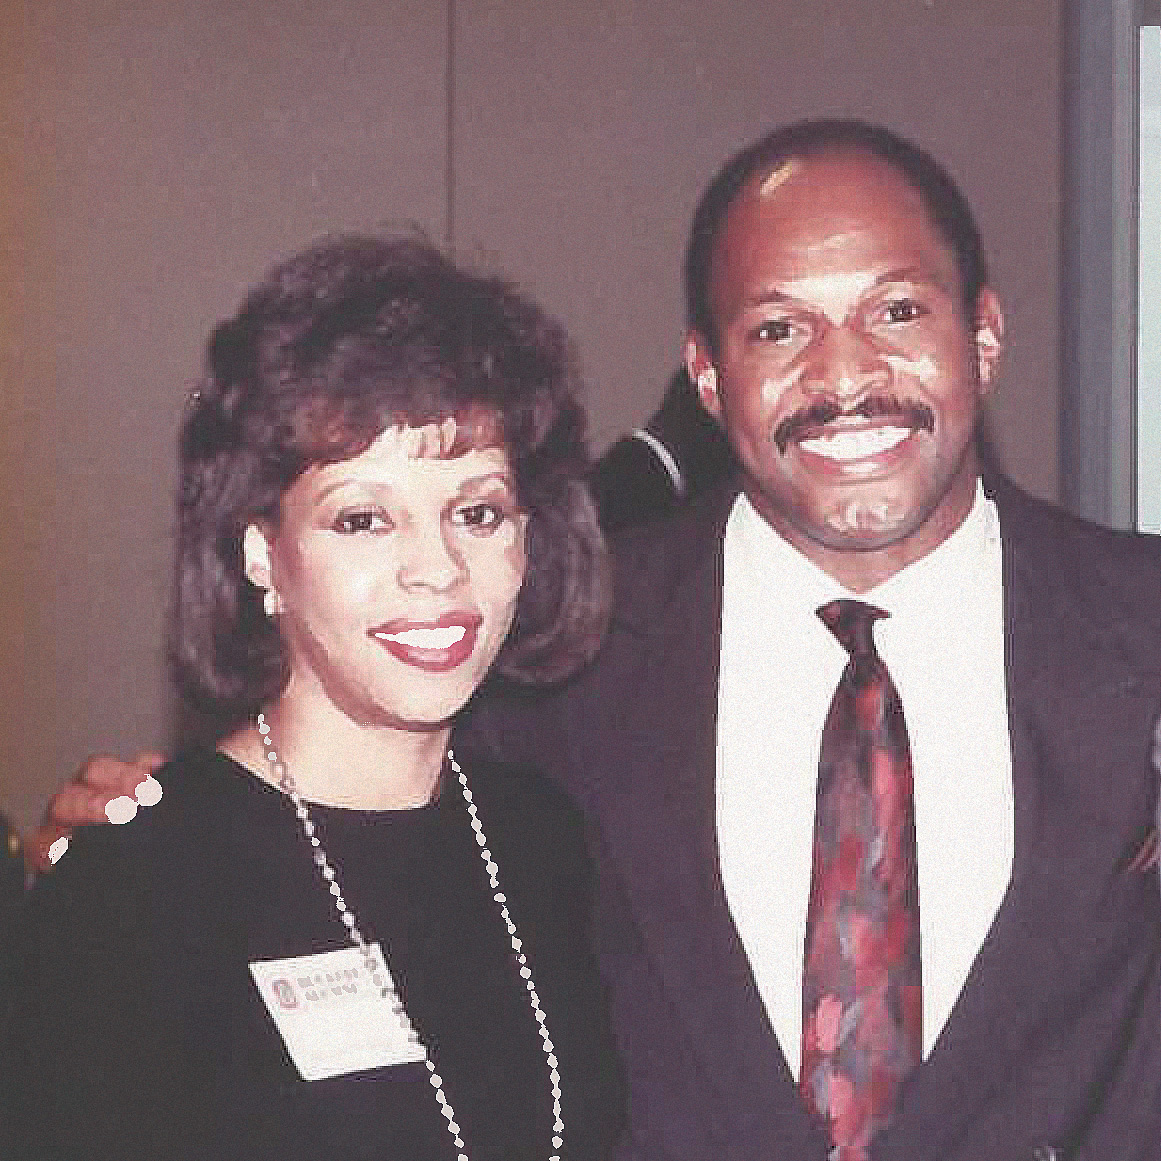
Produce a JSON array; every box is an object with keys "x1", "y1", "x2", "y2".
[{"x1": 370, "y1": 611, "x2": 483, "y2": 671}]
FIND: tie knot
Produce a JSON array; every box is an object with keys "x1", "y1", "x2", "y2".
[{"x1": 817, "y1": 599, "x2": 888, "y2": 658}]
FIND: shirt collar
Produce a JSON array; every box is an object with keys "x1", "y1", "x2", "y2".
[{"x1": 730, "y1": 480, "x2": 1000, "y2": 616}]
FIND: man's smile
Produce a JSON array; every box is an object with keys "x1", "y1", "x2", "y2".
[
  {"x1": 796, "y1": 424, "x2": 913, "y2": 462},
  {"x1": 772, "y1": 395, "x2": 935, "y2": 454}
]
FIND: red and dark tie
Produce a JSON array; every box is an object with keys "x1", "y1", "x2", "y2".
[{"x1": 800, "y1": 599, "x2": 922, "y2": 1160}]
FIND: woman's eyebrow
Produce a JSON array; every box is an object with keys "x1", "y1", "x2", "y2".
[
  {"x1": 456, "y1": 472, "x2": 515, "y2": 495},
  {"x1": 308, "y1": 475, "x2": 379, "y2": 506}
]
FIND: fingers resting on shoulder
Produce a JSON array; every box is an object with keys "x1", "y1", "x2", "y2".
[{"x1": 24, "y1": 750, "x2": 166, "y2": 874}]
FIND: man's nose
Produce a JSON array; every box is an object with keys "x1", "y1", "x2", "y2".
[
  {"x1": 803, "y1": 325, "x2": 887, "y2": 400},
  {"x1": 396, "y1": 524, "x2": 467, "y2": 592}
]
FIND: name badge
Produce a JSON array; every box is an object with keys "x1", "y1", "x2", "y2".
[{"x1": 249, "y1": 944, "x2": 425, "y2": 1081}]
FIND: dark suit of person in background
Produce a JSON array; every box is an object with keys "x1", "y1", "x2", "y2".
[
  {"x1": 0, "y1": 815, "x2": 24, "y2": 973},
  {"x1": 0, "y1": 814, "x2": 25, "y2": 1154},
  {"x1": 591, "y1": 369, "x2": 735, "y2": 533}
]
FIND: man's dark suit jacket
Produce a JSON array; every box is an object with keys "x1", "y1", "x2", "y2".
[{"x1": 468, "y1": 476, "x2": 1161, "y2": 1161}]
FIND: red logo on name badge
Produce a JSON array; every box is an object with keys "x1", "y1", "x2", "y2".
[{"x1": 271, "y1": 978, "x2": 299, "y2": 1009}]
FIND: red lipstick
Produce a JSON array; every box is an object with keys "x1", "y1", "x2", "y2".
[{"x1": 368, "y1": 611, "x2": 483, "y2": 672}]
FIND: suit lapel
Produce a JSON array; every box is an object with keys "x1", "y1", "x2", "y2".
[
  {"x1": 584, "y1": 489, "x2": 826, "y2": 1153},
  {"x1": 876, "y1": 482, "x2": 1161, "y2": 1160}
]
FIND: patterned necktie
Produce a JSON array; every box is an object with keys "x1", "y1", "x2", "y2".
[{"x1": 800, "y1": 599, "x2": 922, "y2": 1160}]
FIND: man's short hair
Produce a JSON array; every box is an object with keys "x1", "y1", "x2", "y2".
[
  {"x1": 172, "y1": 232, "x2": 610, "y2": 724},
  {"x1": 684, "y1": 118, "x2": 989, "y2": 352}
]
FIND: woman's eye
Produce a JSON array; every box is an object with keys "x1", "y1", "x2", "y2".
[
  {"x1": 884, "y1": 298, "x2": 924, "y2": 323},
  {"x1": 333, "y1": 509, "x2": 389, "y2": 534},
  {"x1": 453, "y1": 502, "x2": 505, "y2": 532}
]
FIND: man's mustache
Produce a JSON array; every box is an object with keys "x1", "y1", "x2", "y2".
[{"x1": 772, "y1": 394, "x2": 935, "y2": 454}]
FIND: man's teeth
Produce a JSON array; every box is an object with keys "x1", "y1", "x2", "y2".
[
  {"x1": 378, "y1": 625, "x2": 468, "y2": 649},
  {"x1": 797, "y1": 426, "x2": 911, "y2": 460}
]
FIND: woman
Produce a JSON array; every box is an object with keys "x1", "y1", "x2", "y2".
[{"x1": 4, "y1": 234, "x2": 625, "y2": 1160}]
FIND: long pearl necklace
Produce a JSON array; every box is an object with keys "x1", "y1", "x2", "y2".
[{"x1": 256, "y1": 713, "x2": 564, "y2": 1161}]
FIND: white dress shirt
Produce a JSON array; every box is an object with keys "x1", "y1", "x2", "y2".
[{"x1": 716, "y1": 483, "x2": 1014, "y2": 1078}]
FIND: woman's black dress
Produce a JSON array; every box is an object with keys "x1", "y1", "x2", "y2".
[{"x1": 3, "y1": 745, "x2": 625, "y2": 1160}]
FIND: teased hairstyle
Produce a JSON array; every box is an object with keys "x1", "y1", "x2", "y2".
[
  {"x1": 171, "y1": 232, "x2": 610, "y2": 721},
  {"x1": 685, "y1": 118, "x2": 989, "y2": 352}
]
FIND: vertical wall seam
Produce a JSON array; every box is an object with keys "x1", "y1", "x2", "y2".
[{"x1": 445, "y1": 0, "x2": 456, "y2": 254}]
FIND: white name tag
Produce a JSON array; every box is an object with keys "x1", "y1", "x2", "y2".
[{"x1": 249, "y1": 944, "x2": 426, "y2": 1081}]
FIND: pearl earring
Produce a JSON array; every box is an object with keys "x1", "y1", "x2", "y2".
[
  {"x1": 697, "y1": 368, "x2": 717, "y2": 393},
  {"x1": 263, "y1": 589, "x2": 282, "y2": 618}
]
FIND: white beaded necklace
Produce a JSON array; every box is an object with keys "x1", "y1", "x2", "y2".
[{"x1": 256, "y1": 712, "x2": 564, "y2": 1161}]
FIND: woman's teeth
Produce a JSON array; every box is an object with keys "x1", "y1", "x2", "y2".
[
  {"x1": 797, "y1": 425, "x2": 911, "y2": 461},
  {"x1": 377, "y1": 625, "x2": 467, "y2": 649}
]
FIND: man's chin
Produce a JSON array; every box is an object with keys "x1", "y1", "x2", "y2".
[
  {"x1": 744, "y1": 476, "x2": 946, "y2": 556},
  {"x1": 816, "y1": 500, "x2": 913, "y2": 549},
  {"x1": 758, "y1": 498, "x2": 918, "y2": 557}
]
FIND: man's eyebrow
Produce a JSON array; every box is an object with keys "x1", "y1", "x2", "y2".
[
  {"x1": 872, "y1": 265, "x2": 958, "y2": 293},
  {"x1": 740, "y1": 265, "x2": 957, "y2": 309},
  {"x1": 739, "y1": 286, "x2": 800, "y2": 310}
]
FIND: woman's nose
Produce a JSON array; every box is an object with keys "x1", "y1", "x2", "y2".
[{"x1": 396, "y1": 524, "x2": 467, "y2": 592}]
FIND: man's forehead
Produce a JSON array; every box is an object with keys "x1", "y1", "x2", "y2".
[
  {"x1": 711, "y1": 150, "x2": 959, "y2": 302},
  {"x1": 760, "y1": 144, "x2": 892, "y2": 179},
  {"x1": 757, "y1": 158, "x2": 801, "y2": 198},
  {"x1": 764, "y1": 269, "x2": 906, "y2": 310},
  {"x1": 746, "y1": 148, "x2": 927, "y2": 214}
]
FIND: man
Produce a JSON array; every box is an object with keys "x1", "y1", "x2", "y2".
[{"x1": 31, "y1": 121, "x2": 1161, "y2": 1159}]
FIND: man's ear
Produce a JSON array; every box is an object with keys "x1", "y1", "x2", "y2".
[
  {"x1": 684, "y1": 333, "x2": 723, "y2": 422},
  {"x1": 242, "y1": 523, "x2": 275, "y2": 590},
  {"x1": 973, "y1": 288, "x2": 1005, "y2": 390}
]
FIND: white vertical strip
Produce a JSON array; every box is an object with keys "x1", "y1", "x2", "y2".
[
  {"x1": 1138, "y1": 26, "x2": 1161, "y2": 532},
  {"x1": 1111, "y1": 0, "x2": 1138, "y2": 529},
  {"x1": 445, "y1": 0, "x2": 456, "y2": 253}
]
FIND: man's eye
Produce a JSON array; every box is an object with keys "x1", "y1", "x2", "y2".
[
  {"x1": 885, "y1": 298, "x2": 924, "y2": 323},
  {"x1": 753, "y1": 319, "x2": 794, "y2": 343},
  {"x1": 334, "y1": 509, "x2": 389, "y2": 534},
  {"x1": 453, "y1": 503, "x2": 505, "y2": 531}
]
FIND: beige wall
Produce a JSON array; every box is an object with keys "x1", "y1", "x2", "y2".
[
  {"x1": 0, "y1": 0, "x2": 1061, "y2": 832},
  {"x1": 0, "y1": 0, "x2": 448, "y2": 831},
  {"x1": 455, "y1": 0, "x2": 1062, "y2": 483}
]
